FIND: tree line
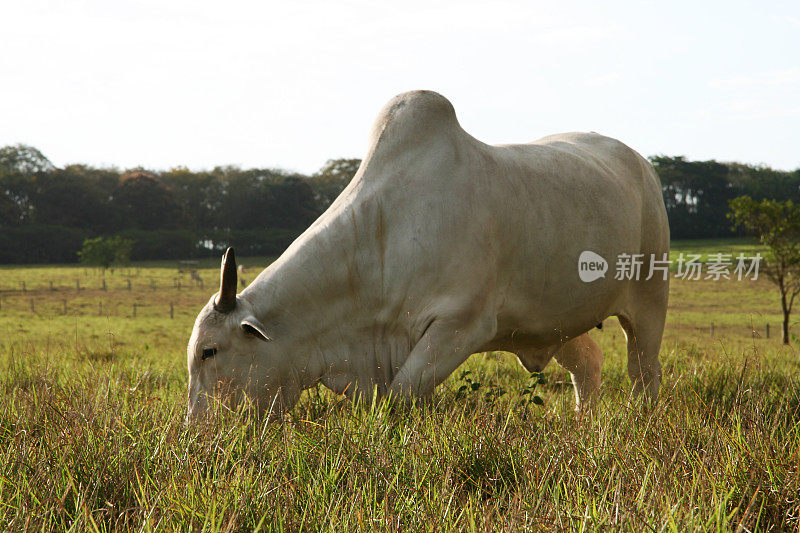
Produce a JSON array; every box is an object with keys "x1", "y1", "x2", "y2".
[
  {"x1": 1, "y1": 143, "x2": 798, "y2": 264},
  {"x1": 652, "y1": 156, "x2": 800, "y2": 238},
  {"x1": 0, "y1": 144, "x2": 359, "y2": 263}
]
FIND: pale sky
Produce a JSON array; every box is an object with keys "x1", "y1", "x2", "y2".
[{"x1": 1, "y1": 0, "x2": 799, "y2": 174}]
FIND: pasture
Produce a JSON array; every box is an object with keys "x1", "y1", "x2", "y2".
[{"x1": 0, "y1": 241, "x2": 798, "y2": 531}]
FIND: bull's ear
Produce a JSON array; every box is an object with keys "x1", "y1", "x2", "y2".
[{"x1": 240, "y1": 316, "x2": 271, "y2": 342}]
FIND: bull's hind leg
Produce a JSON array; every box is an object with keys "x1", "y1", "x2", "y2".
[
  {"x1": 617, "y1": 279, "x2": 669, "y2": 404},
  {"x1": 552, "y1": 333, "x2": 603, "y2": 411}
]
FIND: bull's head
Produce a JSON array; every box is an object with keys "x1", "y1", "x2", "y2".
[{"x1": 186, "y1": 248, "x2": 295, "y2": 422}]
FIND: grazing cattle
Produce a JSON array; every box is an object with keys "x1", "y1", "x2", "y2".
[
  {"x1": 237, "y1": 264, "x2": 248, "y2": 288},
  {"x1": 189, "y1": 270, "x2": 203, "y2": 288},
  {"x1": 186, "y1": 90, "x2": 669, "y2": 420}
]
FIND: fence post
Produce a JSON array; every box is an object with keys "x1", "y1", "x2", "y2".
[
  {"x1": 30, "y1": 299, "x2": 35, "y2": 313},
  {"x1": 22, "y1": 281, "x2": 26, "y2": 292},
  {"x1": 127, "y1": 279, "x2": 132, "y2": 291},
  {"x1": 766, "y1": 323, "x2": 770, "y2": 339},
  {"x1": 102, "y1": 279, "x2": 107, "y2": 291},
  {"x1": 50, "y1": 281, "x2": 54, "y2": 291},
  {"x1": 76, "y1": 280, "x2": 80, "y2": 292},
  {"x1": 170, "y1": 302, "x2": 174, "y2": 319}
]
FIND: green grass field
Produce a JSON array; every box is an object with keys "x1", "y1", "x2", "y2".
[{"x1": 1, "y1": 240, "x2": 798, "y2": 531}]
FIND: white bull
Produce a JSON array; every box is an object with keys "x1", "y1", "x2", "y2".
[{"x1": 186, "y1": 90, "x2": 669, "y2": 420}]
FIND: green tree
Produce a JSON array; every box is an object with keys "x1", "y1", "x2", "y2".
[
  {"x1": 0, "y1": 165, "x2": 39, "y2": 227},
  {"x1": 729, "y1": 196, "x2": 800, "y2": 344},
  {"x1": 160, "y1": 167, "x2": 223, "y2": 231},
  {"x1": 77, "y1": 236, "x2": 134, "y2": 270},
  {"x1": 0, "y1": 144, "x2": 54, "y2": 174},
  {"x1": 727, "y1": 163, "x2": 800, "y2": 204},
  {"x1": 215, "y1": 167, "x2": 318, "y2": 231},
  {"x1": 652, "y1": 156, "x2": 735, "y2": 238},
  {"x1": 61, "y1": 163, "x2": 121, "y2": 199},
  {"x1": 113, "y1": 171, "x2": 180, "y2": 230},
  {"x1": 31, "y1": 170, "x2": 117, "y2": 232},
  {"x1": 308, "y1": 158, "x2": 361, "y2": 210}
]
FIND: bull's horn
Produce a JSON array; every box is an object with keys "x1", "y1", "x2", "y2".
[{"x1": 214, "y1": 247, "x2": 237, "y2": 312}]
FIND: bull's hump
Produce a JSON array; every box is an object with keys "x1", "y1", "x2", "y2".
[{"x1": 368, "y1": 90, "x2": 462, "y2": 153}]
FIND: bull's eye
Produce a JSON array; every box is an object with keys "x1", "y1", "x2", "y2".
[{"x1": 201, "y1": 347, "x2": 218, "y2": 361}]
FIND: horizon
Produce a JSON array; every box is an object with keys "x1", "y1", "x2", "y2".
[{"x1": 7, "y1": 142, "x2": 798, "y2": 176}]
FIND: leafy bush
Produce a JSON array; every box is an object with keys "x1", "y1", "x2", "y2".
[{"x1": 77, "y1": 236, "x2": 134, "y2": 269}]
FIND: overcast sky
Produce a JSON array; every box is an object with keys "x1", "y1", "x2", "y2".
[{"x1": 1, "y1": 0, "x2": 798, "y2": 174}]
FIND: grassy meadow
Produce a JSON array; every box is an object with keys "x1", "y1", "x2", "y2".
[{"x1": 1, "y1": 240, "x2": 799, "y2": 531}]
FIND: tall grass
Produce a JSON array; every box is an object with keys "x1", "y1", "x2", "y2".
[
  {"x1": 1, "y1": 343, "x2": 798, "y2": 530},
  {"x1": 1, "y1": 242, "x2": 799, "y2": 530}
]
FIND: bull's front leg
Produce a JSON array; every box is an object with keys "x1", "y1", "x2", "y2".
[{"x1": 388, "y1": 313, "x2": 497, "y2": 398}]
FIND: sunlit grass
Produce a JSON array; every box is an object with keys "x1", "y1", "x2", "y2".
[{"x1": 1, "y1": 241, "x2": 798, "y2": 530}]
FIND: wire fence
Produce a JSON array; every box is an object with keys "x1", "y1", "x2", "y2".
[
  {"x1": 0, "y1": 276, "x2": 212, "y2": 318},
  {"x1": 0, "y1": 278, "x2": 206, "y2": 294},
  {"x1": 0, "y1": 297, "x2": 185, "y2": 319}
]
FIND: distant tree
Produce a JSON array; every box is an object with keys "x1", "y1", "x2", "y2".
[
  {"x1": 160, "y1": 167, "x2": 223, "y2": 231},
  {"x1": 215, "y1": 168, "x2": 318, "y2": 231},
  {"x1": 0, "y1": 172, "x2": 36, "y2": 226},
  {"x1": 0, "y1": 144, "x2": 55, "y2": 174},
  {"x1": 216, "y1": 168, "x2": 280, "y2": 231},
  {"x1": 652, "y1": 156, "x2": 735, "y2": 238},
  {"x1": 78, "y1": 236, "x2": 134, "y2": 270},
  {"x1": 727, "y1": 163, "x2": 800, "y2": 204},
  {"x1": 729, "y1": 196, "x2": 800, "y2": 344},
  {"x1": 309, "y1": 158, "x2": 361, "y2": 210},
  {"x1": 30, "y1": 169, "x2": 118, "y2": 232},
  {"x1": 114, "y1": 171, "x2": 180, "y2": 230},
  {"x1": 267, "y1": 175, "x2": 320, "y2": 228},
  {"x1": 0, "y1": 194, "x2": 18, "y2": 226},
  {"x1": 61, "y1": 164, "x2": 121, "y2": 197}
]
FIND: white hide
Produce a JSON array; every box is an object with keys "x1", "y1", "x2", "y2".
[{"x1": 186, "y1": 90, "x2": 669, "y2": 419}]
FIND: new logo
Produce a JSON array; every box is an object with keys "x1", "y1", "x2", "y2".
[{"x1": 578, "y1": 251, "x2": 608, "y2": 282}]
